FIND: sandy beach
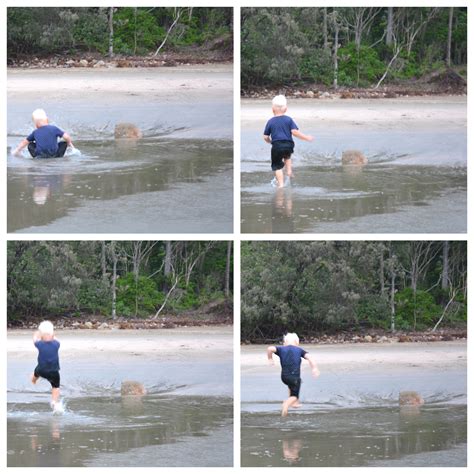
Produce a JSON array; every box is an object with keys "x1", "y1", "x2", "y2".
[
  {"x1": 7, "y1": 326, "x2": 233, "y2": 467},
  {"x1": 241, "y1": 341, "x2": 466, "y2": 467}
]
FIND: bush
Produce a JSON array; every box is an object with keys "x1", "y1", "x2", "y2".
[
  {"x1": 338, "y1": 42, "x2": 385, "y2": 86},
  {"x1": 356, "y1": 295, "x2": 391, "y2": 329},
  {"x1": 116, "y1": 273, "x2": 163, "y2": 317},
  {"x1": 395, "y1": 288, "x2": 442, "y2": 330}
]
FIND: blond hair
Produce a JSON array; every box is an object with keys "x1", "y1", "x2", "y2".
[
  {"x1": 38, "y1": 320, "x2": 54, "y2": 336},
  {"x1": 283, "y1": 332, "x2": 299, "y2": 345},
  {"x1": 32, "y1": 108, "x2": 48, "y2": 123},
  {"x1": 272, "y1": 95, "x2": 287, "y2": 110}
]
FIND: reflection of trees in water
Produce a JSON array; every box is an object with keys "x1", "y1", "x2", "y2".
[
  {"x1": 8, "y1": 397, "x2": 232, "y2": 467},
  {"x1": 242, "y1": 406, "x2": 467, "y2": 467}
]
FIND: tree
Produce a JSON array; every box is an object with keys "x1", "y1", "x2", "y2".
[
  {"x1": 108, "y1": 7, "x2": 114, "y2": 57},
  {"x1": 447, "y1": 7, "x2": 453, "y2": 66}
]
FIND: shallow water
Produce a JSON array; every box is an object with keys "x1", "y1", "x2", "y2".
[
  {"x1": 241, "y1": 165, "x2": 466, "y2": 233},
  {"x1": 8, "y1": 69, "x2": 233, "y2": 233},
  {"x1": 8, "y1": 139, "x2": 232, "y2": 233},
  {"x1": 7, "y1": 329, "x2": 233, "y2": 466},
  {"x1": 241, "y1": 105, "x2": 467, "y2": 233},
  {"x1": 241, "y1": 405, "x2": 466, "y2": 467},
  {"x1": 241, "y1": 347, "x2": 466, "y2": 467},
  {"x1": 8, "y1": 395, "x2": 232, "y2": 467}
]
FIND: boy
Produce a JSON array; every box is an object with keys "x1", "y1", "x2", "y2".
[
  {"x1": 31, "y1": 320, "x2": 62, "y2": 412},
  {"x1": 13, "y1": 109, "x2": 74, "y2": 158},
  {"x1": 263, "y1": 95, "x2": 313, "y2": 188},
  {"x1": 267, "y1": 332, "x2": 320, "y2": 417}
]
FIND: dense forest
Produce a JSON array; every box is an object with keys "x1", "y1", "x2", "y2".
[
  {"x1": 241, "y1": 241, "x2": 466, "y2": 342},
  {"x1": 7, "y1": 7, "x2": 232, "y2": 58},
  {"x1": 241, "y1": 7, "x2": 467, "y2": 89},
  {"x1": 7, "y1": 241, "x2": 233, "y2": 322}
]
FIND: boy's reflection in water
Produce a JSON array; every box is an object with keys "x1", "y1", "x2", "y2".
[{"x1": 272, "y1": 187, "x2": 293, "y2": 233}]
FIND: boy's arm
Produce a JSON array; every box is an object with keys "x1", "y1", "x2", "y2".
[
  {"x1": 33, "y1": 331, "x2": 41, "y2": 343},
  {"x1": 13, "y1": 138, "x2": 30, "y2": 156},
  {"x1": 267, "y1": 345, "x2": 277, "y2": 365},
  {"x1": 304, "y1": 353, "x2": 320, "y2": 377},
  {"x1": 263, "y1": 135, "x2": 271, "y2": 144},
  {"x1": 62, "y1": 132, "x2": 74, "y2": 148},
  {"x1": 292, "y1": 129, "x2": 313, "y2": 142}
]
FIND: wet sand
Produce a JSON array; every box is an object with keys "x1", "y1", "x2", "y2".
[
  {"x1": 241, "y1": 97, "x2": 466, "y2": 233},
  {"x1": 7, "y1": 327, "x2": 233, "y2": 467},
  {"x1": 8, "y1": 66, "x2": 233, "y2": 233},
  {"x1": 241, "y1": 341, "x2": 466, "y2": 467}
]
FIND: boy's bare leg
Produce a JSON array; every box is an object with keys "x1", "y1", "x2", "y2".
[
  {"x1": 31, "y1": 374, "x2": 39, "y2": 384},
  {"x1": 284, "y1": 158, "x2": 293, "y2": 178},
  {"x1": 275, "y1": 169, "x2": 285, "y2": 188},
  {"x1": 51, "y1": 388, "x2": 60, "y2": 404},
  {"x1": 281, "y1": 396, "x2": 298, "y2": 417}
]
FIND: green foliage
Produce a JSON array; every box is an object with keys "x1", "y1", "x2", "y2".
[
  {"x1": 395, "y1": 288, "x2": 441, "y2": 330},
  {"x1": 241, "y1": 241, "x2": 466, "y2": 341},
  {"x1": 241, "y1": 7, "x2": 467, "y2": 89},
  {"x1": 116, "y1": 273, "x2": 163, "y2": 317},
  {"x1": 7, "y1": 7, "x2": 232, "y2": 57},
  {"x1": 338, "y1": 42, "x2": 385, "y2": 86}
]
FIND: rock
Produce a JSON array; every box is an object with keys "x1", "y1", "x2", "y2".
[
  {"x1": 66, "y1": 59, "x2": 75, "y2": 65},
  {"x1": 79, "y1": 59, "x2": 89, "y2": 67},
  {"x1": 378, "y1": 336, "x2": 389, "y2": 343},
  {"x1": 306, "y1": 90, "x2": 315, "y2": 98},
  {"x1": 399, "y1": 391, "x2": 424, "y2": 406},
  {"x1": 321, "y1": 91, "x2": 331, "y2": 98},
  {"x1": 364, "y1": 335, "x2": 372, "y2": 343},
  {"x1": 98, "y1": 322, "x2": 109, "y2": 329},
  {"x1": 121, "y1": 381, "x2": 147, "y2": 396},
  {"x1": 398, "y1": 335, "x2": 411, "y2": 343},
  {"x1": 93, "y1": 60, "x2": 106, "y2": 68},
  {"x1": 84, "y1": 321, "x2": 93, "y2": 329},
  {"x1": 114, "y1": 123, "x2": 143, "y2": 140},
  {"x1": 340, "y1": 91, "x2": 354, "y2": 99},
  {"x1": 341, "y1": 150, "x2": 368, "y2": 166}
]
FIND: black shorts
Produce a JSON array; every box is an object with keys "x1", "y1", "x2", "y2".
[
  {"x1": 28, "y1": 141, "x2": 67, "y2": 159},
  {"x1": 34, "y1": 366, "x2": 60, "y2": 388},
  {"x1": 281, "y1": 374, "x2": 301, "y2": 398},
  {"x1": 271, "y1": 140, "x2": 294, "y2": 171}
]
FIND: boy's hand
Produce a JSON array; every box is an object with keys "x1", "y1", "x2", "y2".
[
  {"x1": 268, "y1": 358, "x2": 275, "y2": 366},
  {"x1": 312, "y1": 367, "x2": 320, "y2": 378},
  {"x1": 306, "y1": 135, "x2": 314, "y2": 142}
]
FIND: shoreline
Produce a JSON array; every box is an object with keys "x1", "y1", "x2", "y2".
[
  {"x1": 7, "y1": 326, "x2": 233, "y2": 362},
  {"x1": 241, "y1": 340, "x2": 467, "y2": 374}
]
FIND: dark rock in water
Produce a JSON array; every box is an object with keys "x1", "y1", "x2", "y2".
[
  {"x1": 114, "y1": 123, "x2": 143, "y2": 139},
  {"x1": 121, "y1": 380, "x2": 146, "y2": 396},
  {"x1": 342, "y1": 150, "x2": 368, "y2": 165},
  {"x1": 399, "y1": 391, "x2": 424, "y2": 406}
]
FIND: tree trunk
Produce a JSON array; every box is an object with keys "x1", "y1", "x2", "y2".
[
  {"x1": 225, "y1": 241, "x2": 232, "y2": 298},
  {"x1": 108, "y1": 7, "x2": 114, "y2": 58},
  {"x1": 163, "y1": 241, "x2": 172, "y2": 292},
  {"x1": 390, "y1": 269, "x2": 396, "y2": 332},
  {"x1": 101, "y1": 241, "x2": 107, "y2": 281},
  {"x1": 447, "y1": 7, "x2": 453, "y2": 67},
  {"x1": 134, "y1": 7, "x2": 138, "y2": 55},
  {"x1": 333, "y1": 19, "x2": 339, "y2": 89},
  {"x1": 442, "y1": 241, "x2": 449, "y2": 290},
  {"x1": 380, "y1": 249, "x2": 385, "y2": 296},
  {"x1": 323, "y1": 8, "x2": 328, "y2": 50},
  {"x1": 110, "y1": 242, "x2": 118, "y2": 319},
  {"x1": 386, "y1": 7, "x2": 393, "y2": 46}
]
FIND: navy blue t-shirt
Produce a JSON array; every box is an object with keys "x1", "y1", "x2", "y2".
[
  {"x1": 275, "y1": 345, "x2": 307, "y2": 377},
  {"x1": 34, "y1": 339, "x2": 60, "y2": 372},
  {"x1": 264, "y1": 115, "x2": 299, "y2": 143},
  {"x1": 27, "y1": 125, "x2": 64, "y2": 156}
]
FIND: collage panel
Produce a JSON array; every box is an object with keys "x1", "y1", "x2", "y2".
[
  {"x1": 7, "y1": 7, "x2": 233, "y2": 233},
  {"x1": 241, "y1": 241, "x2": 467, "y2": 467},
  {"x1": 7, "y1": 240, "x2": 233, "y2": 467},
  {"x1": 240, "y1": 7, "x2": 467, "y2": 234}
]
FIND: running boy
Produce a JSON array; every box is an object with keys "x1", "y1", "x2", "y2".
[
  {"x1": 263, "y1": 95, "x2": 313, "y2": 188},
  {"x1": 267, "y1": 332, "x2": 320, "y2": 417},
  {"x1": 13, "y1": 109, "x2": 74, "y2": 158},
  {"x1": 31, "y1": 320, "x2": 62, "y2": 411}
]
